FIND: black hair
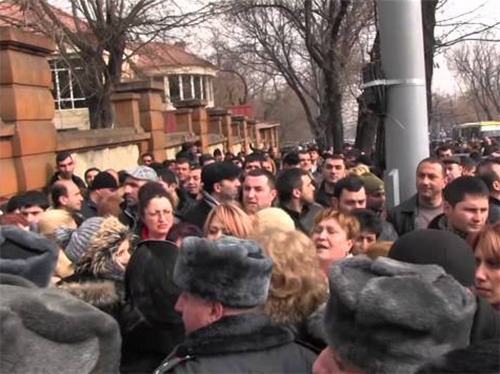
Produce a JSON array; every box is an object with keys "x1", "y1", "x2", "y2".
[
  {"x1": 118, "y1": 170, "x2": 128, "y2": 186},
  {"x1": 166, "y1": 223, "x2": 202, "y2": 244},
  {"x1": 84, "y1": 167, "x2": 100, "y2": 179},
  {"x1": 334, "y1": 176, "x2": 364, "y2": 200},
  {"x1": 21, "y1": 190, "x2": 50, "y2": 210},
  {"x1": 351, "y1": 209, "x2": 383, "y2": 238},
  {"x1": 175, "y1": 157, "x2": 191, "y2": 166},
  {"x1": 5, "y1": 194, "x2": 27, "y2": 213},
  {"x1": 282, "y1": 152, "x2": 300, "y2": 167},
  {"x1": 323, "y1": 153, "x2": 345, "y2": 163},
  {"x1": 275, "y1": 168, "x2": 309, "y2": 203},
  {"x1": 201, "y1": 162, "x2": 241, "y2": 194},
  {"x1": 50, "y1": 182, "x2": 68, "y2": 208},
  {"x1": 138, "y1": 182, "x2": 172, "y2": 218},
  {"x1": 213, "y1": 149, "x2": 222, "y2": 157},
  {"x1": 436, "y1": 144, "x2": 453, "y2": 155},
  {"x1": 141, "y1": 152, "x2": 154, "y2": 159},
  {"x1": 199, "y1": 154, "x2": 215, "y2": 166},
  {"x1": 417, "y1": 157, "x2": 446, "y2": 177},
  {"x1": 245, "y1": 168, "x2": 276, "y2": 189},
  {"x1": 479, "y1": 171, "x2": 499, "y2": 194},
  {"x1": 56, "y1": 151, "x2": 72, "y2": 164},
  {"x1": 149, "y1": 164, "x2": 178, "y2": 185},
  {"x1": 244, "y1": 152, "x2": 266, "y2": 167},
  {"x1": 443, "y1": 176, "x2": 489, "y2": 207}
]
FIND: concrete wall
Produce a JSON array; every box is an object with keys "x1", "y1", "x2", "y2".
[{"x1": 73, "y1": 144, "x2": 140, "y2": 177}]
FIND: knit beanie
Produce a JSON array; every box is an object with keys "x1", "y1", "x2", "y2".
[
  {"x1": 359, "y1": 173, "x2": 384, "y2": 194},
  {"x1": 324, "y1": 256, "x2": 476, "y2": 374},
  {"x1": 55, "y1": 217, "x2": 105, "y2": 265},
  {"x1": 0, "y1": 274, "x2": 121, "y2": 373},
  {"x1": 388, "y1": 229, "x2": 475, "y2": 287},
  {"x1": 174, "y1": 236, "x2": 273, "y2": 308},
  {"x1": 0, "y1": 226, "x2": 58, "y2": 288},
  {"x1": 90, "y1": 171, "x2": 118, "y2": 191}
]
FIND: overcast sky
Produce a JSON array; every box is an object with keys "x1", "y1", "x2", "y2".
[{"x1": 433, "y1": 0, "x2": 500, "y2": 94}]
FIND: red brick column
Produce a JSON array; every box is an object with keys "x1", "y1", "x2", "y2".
[{"x1": 0, "y1": 27, "x2": 56, "y2": 196}]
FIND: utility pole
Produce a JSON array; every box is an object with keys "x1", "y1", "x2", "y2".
[{"x1": 377, "y1": 0, "x2": 429, "y2": 207}]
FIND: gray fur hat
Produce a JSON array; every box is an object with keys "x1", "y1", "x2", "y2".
[
  {"x1": 55, "y1": 217, "x2": 105, "y2": 264},
  {"x1": 0, "y1": 226, "x2": 58, "y2": 288},
  {"x1": 174, "y1": 236, "x2": 273, "y2": 308},
  {"x1": 0, "y1": 274, "x2": 121, "y2": 373},
  {"x1": 325, "y1": 256, "x2": 476, "y2": 374}
]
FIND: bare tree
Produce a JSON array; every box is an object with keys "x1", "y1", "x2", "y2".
[
  {"x1": 450, "y1": 38, "x2": 500, "y2": 121},
  {"x1": 0, "y1": 0, "x2": 216, "y2": 128},
  {"x1": 213, "y1": 0, "x2": 374, "y2": 152}
]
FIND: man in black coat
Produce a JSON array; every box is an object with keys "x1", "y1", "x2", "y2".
[
  {"x1": 154, "y1": 237, "x2": 317, "y2": 374},
  {"x1": 181, "y1": 162, "x2": 241, "y2": 229}
]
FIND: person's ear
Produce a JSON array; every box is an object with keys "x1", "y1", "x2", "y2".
[
  {"x1": 209, "y1": 301, "x2": 225, "y2": 324},
  {"x1": 213, "y1": 182, "x2": 222, "y2": 194},
  {"x1": 292, "y1": 188, "x2": 301, "y2": 199},
  {"x1": 492, "y1": 180, "x2": 500, "y2": 193},
  {"x1": 60, "y1": 196, "x2": 69, "y2": 206},
  {"x1": 443, "y1": 201, "x2": 452, "y2": 216},
  {"x1": 270, "y1": 189, "x2": 277, "y2": 202}
]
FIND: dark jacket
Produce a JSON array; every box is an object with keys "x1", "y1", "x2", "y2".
[
  {"x1": 80, "y1": 197, "x2": 98, "y2": 219},
  {"x1": 471, "y1": 296, "x2": 500, "y2": 343},
  {"x1": 379, "y1": 221, "x2": 399, "y2": 241},
  {"x1": 181, "y1": 195, "x2": 215, "y2": 230},
  {"x1": 154, "y1": 313, "x2": 317, "y2": 374},
  {"x1": 488, "y1": 196, "x2": 500, "y2": 224},
  {"x1": 279, "y1": 203, "x2": 324, "y2": 235},
  {"x1": 118, "y1": 202, "x2": 138, "y2": 231},
  {"x1": 49, "y1": 172, "x2": 87, "y2": 190},
  {"x1": 120, "y1": 240, "x2": 185, "y2": 373},
  {"x1": 315, "y1": 181, "x2": 334, "y2": 208},
  {"x1": 387, "y1": 194, "x2": 418, "y2": 236}
]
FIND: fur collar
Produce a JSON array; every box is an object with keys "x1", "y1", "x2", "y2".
[{"x1": 176, "y1": 313, "x2": 295, "y2": 356}]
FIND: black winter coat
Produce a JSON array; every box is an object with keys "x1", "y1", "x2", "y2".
[
  {"x1": 181, "y1": 198, "x2": 213, "y2": 230},
  {"x1": 154, "y1": 313, "x2": 317, "y2": 374},
  {"x1": 387, "y1": 194, "x2": 418, "y2": 236}
]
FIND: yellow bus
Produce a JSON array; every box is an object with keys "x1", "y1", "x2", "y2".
[{"x1": 452, "y1": 121, "x2": 500, "y2": 140}]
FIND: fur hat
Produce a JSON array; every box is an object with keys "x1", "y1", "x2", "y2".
[
  {"x1": 174, "y1": 236, "x2": 273, "y2": 308},
  {"x1": 324, "y1": 256, "x2": 476, "y2": 374},
  {"x1": 55, "y1": 217, "x2": 105, "y2": 265},
  {"x1": 0, "y1": 274, "x2": 121, "y2": 373},
  {"x1": 0, "y1": 226, "x2": 58, "y2": 288},
  {"x1": 389, "y1": 229, "x2": 476, "y2": 287}
]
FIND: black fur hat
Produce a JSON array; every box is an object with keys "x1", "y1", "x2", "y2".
[
  {"x1": 174, "y1": 236, "x2": 273, "y2": 308},
  {"x1": 324, "y1": 256, "x2": 476, "y2": 374}
]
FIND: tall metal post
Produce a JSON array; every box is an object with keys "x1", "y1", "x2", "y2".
[{"x1": 377, "y1": 0, "x2": 429, "y2": 207}]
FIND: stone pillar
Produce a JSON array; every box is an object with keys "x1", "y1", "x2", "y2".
[
  {"x1": 174, "y1": 108, "x2": 193, "y2": 134},
  {"x1": 115, "y1": 80, "x2": 165, "y2": 161},
  {"x1": 232, "y1": 115, "x2": 250, "y2": 154},
  {"x1": 270, "y1": 127, "x2": 276, "y2": 149},
  {"x1": 207, "y1": 108, "x2": 227, "y2": 135},
  {"x1": 247, "y1": 119, "x2": 260, "y2": 150},
  {"x1": 174, "y1": 99, "x2": 209, "y2": 152},
  {"x1": 221, "y1": 111, "x2": 233, "y2": 152},
  {"x1": 111, "y1": 92, "x2": 141, "y2": 130},
  {"x1": 0, "y1": 27, "x2": 57, "y2": 196},
  {"x1": 274, "y1": 126, "x2": 280, "y2": 148}
]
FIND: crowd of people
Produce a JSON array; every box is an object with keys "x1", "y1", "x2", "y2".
[{"x1": 0, "y1": 138, "x2": 499, "y2": 373}]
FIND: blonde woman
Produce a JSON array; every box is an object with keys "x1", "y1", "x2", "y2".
[
  {"x1": 203, "y1": 201, "x2": 255, "y2": 239},
  {"x1": 252, "y1": 228, "x2": 328, "y2": 349},
  {"x1": 38, "y1": 209, "x2": 77, "y2": 282}
]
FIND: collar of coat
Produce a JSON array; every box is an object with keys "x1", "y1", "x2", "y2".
[{"x1": 175, "y1": 313, "x2": 295, "y2": 357}]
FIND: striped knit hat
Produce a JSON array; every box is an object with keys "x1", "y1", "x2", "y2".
[{"x1": 55, "y1": 217, "x2": 105, "y2": 265}]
